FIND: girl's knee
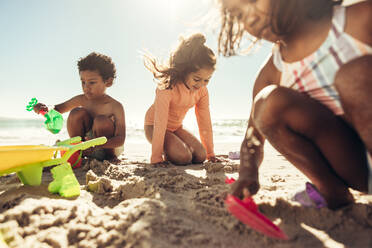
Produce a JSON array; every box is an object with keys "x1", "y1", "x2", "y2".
[
  {"x1": 168, "y1": 148, "x2": 193, "y2": 165},
  {"x1": 68, "y1": 107, "x2": 90, "y2": 122},
  {"x1": 192, "y1": 147, "x2": 207, "y2": 164},
  {"x1": 252, "y1": 86, "x2": 293, "y2": 133}
]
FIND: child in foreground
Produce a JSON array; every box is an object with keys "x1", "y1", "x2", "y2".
[
  {"x1": 144, "y1": 33, "x2": 220, "y2": 165},
  {"x1": 34, "y1": 52, "x2": 126, "y2": 161},
  {"x1": 217, "y1": 0, "x2": 372, "y2": 209}
]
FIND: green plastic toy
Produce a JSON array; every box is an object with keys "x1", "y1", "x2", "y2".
[
  {"x1": 0, "y1": 136, "x2": 107, "y2": 197},
  {"x1": 0, "y1": 231, "x2": 8, "y2": 248},
  {"x1": 26, "y1": 97, "x2": 64, "y2": 134},
  {"x1": 48, "y1": 162, "x2": 81, "y2": 197}
]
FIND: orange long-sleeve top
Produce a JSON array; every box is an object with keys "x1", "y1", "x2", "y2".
[{"x1": 144, "y1": 83, "x2": 215, "y2": 164}]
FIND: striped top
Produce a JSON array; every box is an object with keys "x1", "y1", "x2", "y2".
[{"x1": 272, "y1": 5, "x2": 372, "y2": 115}]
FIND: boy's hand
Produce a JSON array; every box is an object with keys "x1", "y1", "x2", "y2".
[{"x1": 33, "y1": 103, "x2": 48, "y2": 114}]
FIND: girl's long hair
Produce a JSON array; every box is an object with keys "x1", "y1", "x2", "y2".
[
  {"x1": 218, "y1": 0, "x2": 343, "y2": 56},
  {"x1": 144, "y1": 33, "x2": 216, "y2": 89}
]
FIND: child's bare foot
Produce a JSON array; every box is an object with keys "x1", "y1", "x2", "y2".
[
  {"x1": 318, "y1": 185, "x2": 354, "y2": 210},
  {"x1": 323, "y1": 190, "x2": 354, "y2": 210}
]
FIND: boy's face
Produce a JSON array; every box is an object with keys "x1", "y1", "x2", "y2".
[
  {"x1": 184, "y1": 67, "x2": 214, "y2": 92},
  {"x1": 79, "y1": 70, "x2": 108, "y2": 99}
]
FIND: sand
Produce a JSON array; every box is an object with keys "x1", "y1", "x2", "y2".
[{"x1": 1, "y1": 142, "x2": 372, "y2": 248}]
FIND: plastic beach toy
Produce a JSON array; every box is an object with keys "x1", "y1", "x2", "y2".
[
  {"x1": 228, "y1": 151, "x2": 240, "y2": 160},
  {"x1": 225, "y1": 177, "x2": 288, "y2": 240},
  {"x1": 0, "y1": 231, "x2": 8, "y2": 248},
  {"x1": 292, "y1": 182, "x2": 327, "y2": 208},
  {"x1": 26, "y1": 97, "x2": 64, "y2": 134},
  {"x1": 60, "y1": 142, "x2": 83, "y2": 169},
  {"x1": 0, "y1": 136, "x2": 107, "y2": 197}
]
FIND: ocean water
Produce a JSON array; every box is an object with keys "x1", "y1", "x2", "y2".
[{"x1": 0, "y1": 117, "x2": 248, "y2": 146}]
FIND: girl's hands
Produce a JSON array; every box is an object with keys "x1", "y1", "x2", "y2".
[
  {"x1": 207, "y1": 155, "x2": 222, "y2": 163},
  {"x1": 152, "y1": 161, "x2": 170, "y2": 167},
  {"x1": 33, "y1": 103, "x2": 48, "y2": 114}
]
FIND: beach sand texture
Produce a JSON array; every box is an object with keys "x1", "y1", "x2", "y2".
[{"x1": 1, "y1": 142, "x2": 371, "y2": 248}]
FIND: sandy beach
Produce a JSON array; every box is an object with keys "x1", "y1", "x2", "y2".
[{"x1": 1, "y1": 141, "x2": 371, "y2": 248}]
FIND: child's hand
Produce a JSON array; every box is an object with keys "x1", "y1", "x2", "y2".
[
  {"x1": 207, "y1": 156, "x2": 225, "y2": 163},
  {"x1": 230, "y1": 176, "x2": 260, "y2": 199},
  {"x1": 33, "y1": 103, "x2": 48, "y2": 114},
  {"x1": 152, "y1": 161, "x2": 170, "y2": 167}
]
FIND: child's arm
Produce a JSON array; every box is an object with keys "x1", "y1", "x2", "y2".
[
  {"x1": 33, "y1": 95, "x2": 83, "y2": 114},
  {"x1": 345, "y1": 0, "x2": 372, "y2": 47},
  {"x1": 231, "y1": 55, "x2": 281, "y2": 198},
  {"x1": 54, "y1": 95, "x2": 84, "y2": 114},
  {"x1": 195, "y1": 87, "x2": 215, "y2": 160},
  {"x1": 151, "y1": 89, "x2": 172, "y2": 164}
]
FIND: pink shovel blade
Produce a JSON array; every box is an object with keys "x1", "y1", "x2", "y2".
[{"x1": 225, "y1": 195, "x2": 288, "y2": 240}]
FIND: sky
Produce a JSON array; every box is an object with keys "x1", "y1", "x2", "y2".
[{"x1": 0, "y1": 0, "x2": 273, "y2": 123}]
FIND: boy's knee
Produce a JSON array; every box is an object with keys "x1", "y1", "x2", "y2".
[
  {"x1": 92, "y1": 115, "x2": 114, "y2": 136},
  {"x1": 68, "y1": 107, "x2": 90, "y2": 121}
]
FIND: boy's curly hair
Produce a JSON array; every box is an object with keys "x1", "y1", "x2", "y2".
[
  {"x1": 144, "y1": 33, "x2": 216, "y2": 89},
  {"x1": 218, "y1": 0, "x2": 343, "y2": 56},
  {"x1": 77, "y1": 52, "x2": 117, "y2": 81}
]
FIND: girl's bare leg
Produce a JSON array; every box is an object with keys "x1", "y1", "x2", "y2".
[
  {"x1": 173, "y1": 127, "x2": 207, "y2": 163},
  {"x1": 253, "y1": 86, "x2": 368, "y2": 209},
  {"x1": 67, "y1": 107, "x2": 93, "y2": 138},
  {"x1": 335, "y1": 55, "x2": 372, "y2": 157},
  {"x1": 144, "y1": 125, "x2": 193, "y2": 165}
]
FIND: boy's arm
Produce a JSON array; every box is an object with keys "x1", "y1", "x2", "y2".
[
  {"x1": 33, "y1": 95, "x2": 83, "y2": 114},
  {"x1": 54, "y1": 95, "x2": 84, "y2": 114},
  {"x1": 231, "y1": 55, "x2": 281, "y2": 198}
]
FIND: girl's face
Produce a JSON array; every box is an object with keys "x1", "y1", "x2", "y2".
[
  {"x1": 80, "y1": 70, "x2": 108, "y2": 99},
  {"x1": 184, "y1": 67, "x2": 214, "y2": 92},
  {"x1": 222, "y1": 0, "x2": 277, "y2": 42}
]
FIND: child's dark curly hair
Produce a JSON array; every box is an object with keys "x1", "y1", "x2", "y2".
[
  {"x1": 144, "y1": 33, "x2": 216, "y2": 89},
  {"x1": 77, "y1": 52, "x2": 117, "y2": 81},
  {"x1": 218, "y1": 0, "x2": 343, "y2": 56}
]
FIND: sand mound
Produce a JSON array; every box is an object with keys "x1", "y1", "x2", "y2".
[{"x1": 1, "y1": 150, "x2": 372, "y2": 247}]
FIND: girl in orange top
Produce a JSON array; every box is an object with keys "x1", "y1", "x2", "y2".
[{"x1": 144, "y1": 33, "x2": 220, "y2": 165}]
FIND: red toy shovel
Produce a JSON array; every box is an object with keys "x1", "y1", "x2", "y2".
[{"x1": 225, "y1": 178, "x2": 288, "y2": 240}]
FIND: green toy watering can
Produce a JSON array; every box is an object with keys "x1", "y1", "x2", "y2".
[{"x1": 26, "y1": 97, "x2": 63, "y2": 134}]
